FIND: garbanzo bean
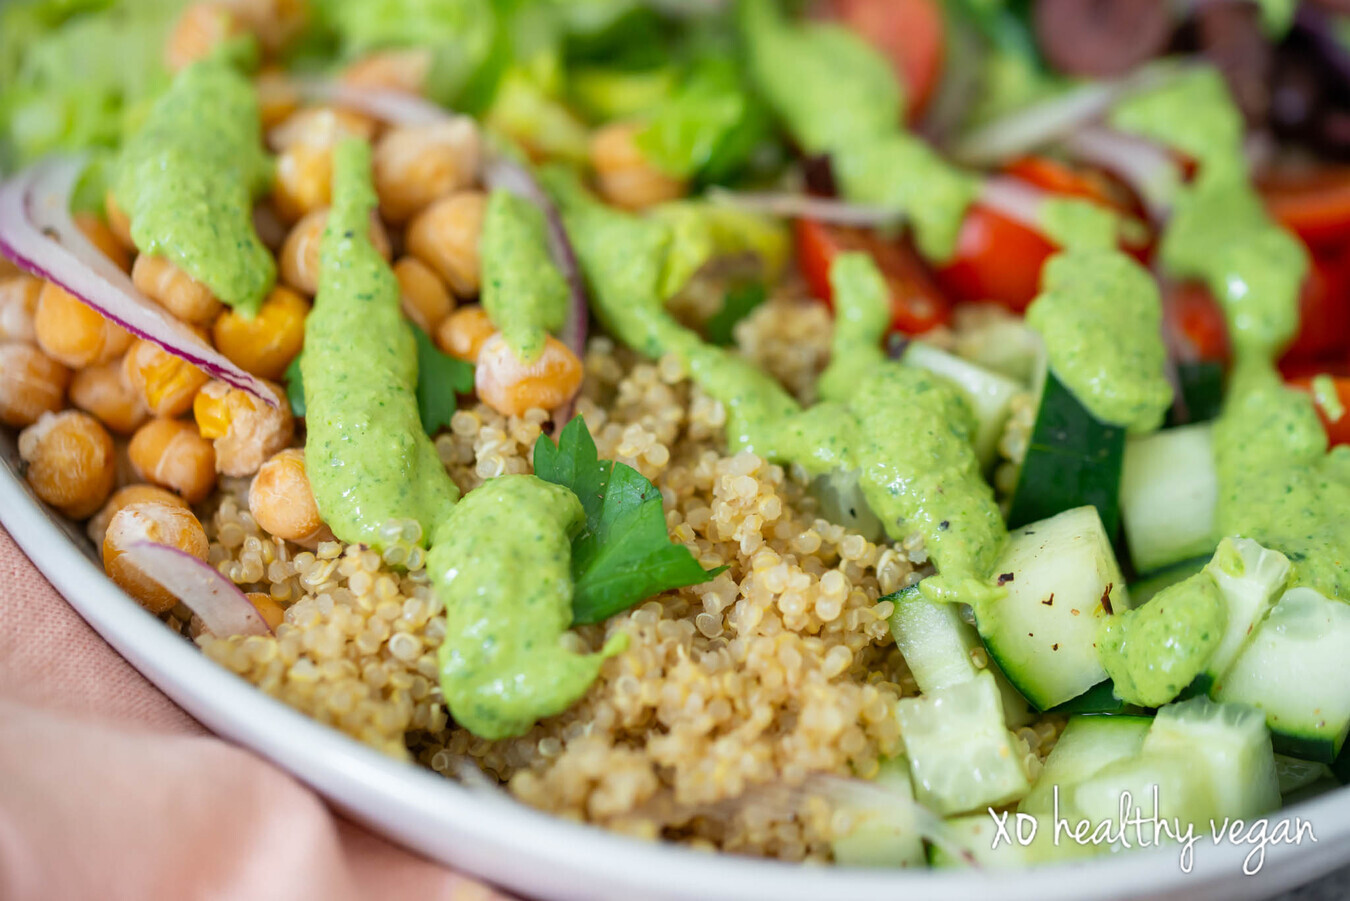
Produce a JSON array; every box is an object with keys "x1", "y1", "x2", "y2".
[
  {"x1": 128, "y1": 418, "x2": 217, "y2": 504},
  {"x1": 254, "y1": 68, "x2": 300, "y2": 130},
  {"x1": 74, "y1": 213, "x2": 132, "y2": 273},
  {"x1": 212, "y1": 286, "x2": 308, "y2": 380},
  {"x1": 123, "y1": 338, "x2": 211, "y2": 418},
  {"x1": 228, "y1": 0, "x2": 307, "y2": 54},
  {"x1": 249, "y1": 447, "x2": 331, "y2": 546},
  {"x1": 165, "y1": 2, "x2": 246, "y2": 73},
  {"x1": 69, "y1": 358, "x2": 149, "y2": 435},
  {"x1": 131, "y1": 254, "x2": 223, "y2": 326},
  {"x1": 475, "y1": 333, "x2": 583, "y2": 417},
  {"x1": 87, "y1": 483, "x2": 190, "y2": 548},
  {"x1": 341, "y1": 48, "x2": 432, "y2": 94},
  {"x1": 34, "y1": 282, "x2": 132, "y2": 368},
  {"x1": 394, "y1": 257, "x2": 454, "y2": 334},
  {"x1": 269, "y1": 108, "x2": 377, "y2": 222},
  {"x1": 590, "y1": 121, "x2": 687, "y2": 211},
  {"x1": 406, "y1": 190, "x2": 487, "y2": 297},
  {"x1": 434, "y1": 305, "x2": 495, "y2": 363},
  {"x1": 193, "y1": 379, "x2": 293, "y2": 477},
  {"x1": 103, "y1": 501, "x2": 209, "y2": 614},
  {"x1": 0, "y1": 343, "x2": 69, "y2": 427},
  {"x1": 0, "y1": 275, "x2": 41, "y2": 344},
  {"x1": 280, "y1": 207, "x2": 391, "y2": 296},
  {"x1": 104, "y1": 190, "x2": 135, "y2": 249},
  {"x1": 373, "y1": 119, "x2": 481, "y2": 223},
  {"x1": 245, "y1": 591, "x2": 287, "y2": 630},
  {"x1": 18, "y1": 410, "x2": 116, "y2": 519}
]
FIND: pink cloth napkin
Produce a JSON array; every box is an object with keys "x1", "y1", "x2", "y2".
[{"x1": 0, "y1": 526, "x2": 514, "y2": 901}]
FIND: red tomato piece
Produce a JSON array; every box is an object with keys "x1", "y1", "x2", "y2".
[
  {"x1": 1164, "y1": 281, "x2": 1231, "y2": 365},
  {"x1": 1282, "y1": 250, "x2": 1350, "y2": 364},
  {"x1": 1261, "y1": 167, "x2": 1350, "y2": 251},
  {"x1": 794, "y1": 218, "x2": 951, "y2": 334},
  {"x1": 935, "y1": 203, "x2": 1057, "y2": 313}
]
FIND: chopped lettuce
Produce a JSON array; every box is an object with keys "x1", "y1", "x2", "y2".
[{"x1": 647, "y1": 200, "x2": 788, "y2": 299}]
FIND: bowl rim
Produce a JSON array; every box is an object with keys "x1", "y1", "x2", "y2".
[{"x1": 2, "y1": 450, "x2": 1347, "y2": 901}]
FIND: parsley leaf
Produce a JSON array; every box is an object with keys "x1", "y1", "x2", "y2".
[
  {"x1": 412, "y1": 323, "x2": 475, "y2": 435},
  {"x1": 285, "y1": 353, "x2": 305, "y2": 417},
  {"x1": 706, "y1": 281, "x2": 766, "y2": 346},
  {"x1": 535, "y1": 416, "x2": 723, "y2": 625}
]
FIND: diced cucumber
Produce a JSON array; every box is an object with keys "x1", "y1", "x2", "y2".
[
  {"x1": 927, "y1": 813, "x2": 1072, "y2": 868},
  {"x1": 896, "y1": 671, "x2": 1031, "y2": 815},
  {"x1": 1142, "y1": 697, "x2": 1280, "y2": 820},
  {"x1": 978, "y1": 506, "x2": 1132, "y2": 710},
  {"x1": 1068, "y1": 750, "x2": 1215, "y2": 840},
  {"x1": 1128, "y1": 556, "x2": 1208, "y2": 606},
  {"x1": 1213, "y1": 587, "x2": 1350, "y2": 763},
  {"x1": 1276, "y1": 754, "x2": 1332, "y2": 796},
  {"x1": 903, "y1": 341, "x2": 1021, "y2": 468},
  {"x1": 1119, "y1": 423, "x2": 1218, "y2": 574},
  {"x1": 1007, "y1": 369, "x2": 1126, "y2": 537},
  {"x1": 886, "y1": 585, "x2": 1036, "y2": 726},
  {"x1": 1196, "y1": 538, "x2": 1291, "y2": 694},
  {"x1": 1049, "y1": 680, "x2": 1142, "y2": 715},
  {"x1": 952, "y1": 315, "x2": 1043, "y2": 385},
  {"x1": 1165, "y1": 360, "x2": 1225, "y2": 427},
  {"x1": 831, "y1": 757, "x2": 926, "y2": 868},
  {"x1": 1019, "y1": 714, "x2": 1152, "y2": 818}
]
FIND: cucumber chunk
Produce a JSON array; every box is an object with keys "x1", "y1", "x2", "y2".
[
  {"x1": 896, "y1": 671, "x2": 1031, "y2": 815},
  {"x1": 1068, "y1": 750, "x2": 1215, "y2": 842},
  {"x1": 1165, "y1": 360, "x2": 1224, "y2": 427},
  {"x1": 1142, "y1": 697, "x2": 1280, "y2": 820},
  {"x1": 903, "y1": 341, "x2": 1021, "y2": 468},
  {"x1": 927, "y1": 813, "x2": 1070, "y2": 868},
  {"x1": 978, "y1": 506, "x2": 1132, "y2": 710},
  {"x1": 1007, "y1": 369, "x2": 1125, "y2": 537},
  {"x1": 1119, "y1": 423, "x2": 1218, "y2": 574},
  {"x1": 1019, "y1": 714, "x2": 1152, "y2": 818},
  {"x1": 1049, "y1": 680, "x2": 1142, "y2": 715},
  {"x1": 1197, "y1": 538, "x2": 1291, "y2": 694},
  {"x1": 1213, "y1": 587, "x2": 1350, "y2": 763},
  {"x1": 831, "y1": 757, "x2": 926, "y2": 868},
  {"x1": 1276, "y1": 754, "x2": 1332, "y2": 796}
]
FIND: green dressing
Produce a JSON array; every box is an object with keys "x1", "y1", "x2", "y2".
[
  {"x1": 480, "y1": 188, "x2": 569, "y2": 363},
  {"x1": 114, "y1": 57, "x2": 275, "y2": 315}
]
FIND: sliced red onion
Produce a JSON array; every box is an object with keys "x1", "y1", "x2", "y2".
[
  {"x1": 120, "y1": 541, "x2": 272, "y2": 637},
  {"x1": 1062, "y1": 126, "x2": 1182, "y2": 221},
  {"x1": 950, "y1": 60, "x2": 1189, "y2": 167},
  {"x1": 977, "y1": 176, "x2": 1051, "y2": 232},
  {"x1": 0, "y1": 156, "x2": 274, "y2": 403},
  {"x1": 483, "y1": 155, "x2": 590, "y2": 423},
  {"x1": 706, "y1": 187, "x2": 903, "y2": 227},
  {"x1": 292, "y1": 78, "x2": 454, "y2": 128}
]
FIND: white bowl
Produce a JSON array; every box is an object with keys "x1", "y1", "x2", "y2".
[{"x1": 2, "y1": 431, "x2": 1347, "y2": 901}]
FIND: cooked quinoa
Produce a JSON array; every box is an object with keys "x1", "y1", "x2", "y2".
[{"x1": 197, "y1": 299, "x2": 1060, "y2": 860}]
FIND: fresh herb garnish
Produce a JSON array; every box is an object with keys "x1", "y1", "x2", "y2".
[
  {"x1": 706, "y1": 281, "x2": 766, "y2": 346},
  {"x1": 534, "y1": 416, "x2": 724, "y2": 625},
  {"x1": 412, "y1": 323, "x2": 475, "y2": 435},
  {"x1": 284, "y1": 325, "x2": 473, "y2": 434}
]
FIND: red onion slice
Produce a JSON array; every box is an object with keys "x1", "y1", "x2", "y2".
[
  {"x1": 120, "y1": 541, "x2": 272, "y2": 637},
  {"x1": 0, "y1": 156, "x2": 273, "y2": 403},
  {"x1": 292, "y1": 78, "x2": 454, "y2": 128},
  {"x1": 950, "y1": 60, "x2": 1189, "y2": 168},
  {"x1": 1062, "y1": 126, "x2": 1181, "y2": 221},
  {"x1": 977, "y1": 176, "x2": 1052, "y2": 232},
  {"x1": 706, "y1": 187, "x2": 904, "y2": 227}
]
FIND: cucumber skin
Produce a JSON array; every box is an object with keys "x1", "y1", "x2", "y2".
[
  {"x1": 1049, "y1": 680, "x2": 1149, "y2": 716},
  {"x1": 1008, "y1": 372, "x2": 1125, "y2": 537},
  {"x1": 1165, "y1": 360, "x2": 1225, "y2": 427}
]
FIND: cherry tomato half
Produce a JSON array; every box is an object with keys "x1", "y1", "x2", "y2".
[
  {"x1": 1261, "y1": 166, "x2": 1350, "y2": 251},
  {"x1": 795, "y1": 218, "x2": 951, "y2": 334},
  {"x1": 1164, "y1": 281, "x2": 1231, "y2": 365},
  {"x1": 1283, "y1": 249, "x2": 1350, "y2": 364}
]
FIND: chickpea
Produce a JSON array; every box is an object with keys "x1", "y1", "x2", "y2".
[
  {"x1": 104, "y1": 191, "x2": 135, "y2": 250},
  {"x1": 129, "y1": 418, "x2": 217, "y2": 504},
  {"x1": 249, "y1": 447, "x2": 332, "y2": 546},
  {"x1": 268, "y1": 107, "x2": 376, "y2": 153},
  {"x1": 475, "y1": 334, "x2": 582, "y2": 417},
  {"x1": 131, "y1": 255, "x2": 223, "y2": 326},
  {"x1": 0, "y1": 343, "x2": 70, "y2": 427},
  {"x1": 255, "y1": 69, "x2": 300, "y2": 131},
  {"x1": 75, "y1": 213, "x2": 132, "y2": 274},
  {"x1": 373, "y1": 119, "x2": 482, "y2": 223},
  {"x1": 245, "y1": 592, "x2": 287, "y2": 630},
  {"x1": 87, "y1": 483, "x2": 189, "y2": 548},
  {"x1": 212, "y1": 286, "x2": 309, "y2": 380},
  {"x1": 394, "y1": 257, "x2": 454, "y2": 334},
  {"x1": 193, "y1": 379, "x2": 293, "y2": 477},
  {"x1": 280, "y1": 207, "x2": 391, "y2": 296},
  {"x1": 341, "y1": 48, "x2": 432, "y2": 94},
  {"x1": 103, "y1": 502, "x2": 210, "y2": 614},
  {"x1": 590, "y1": 121, "x2": 687, "y2": 211},
  {"x1": 18, "y1": 410, "x2": 116, "y2": 519},
  {"x1": 0, "y1": 275, "x2": 41, "y2": 344},
  {"x1": 165, "y1": 2, "x2": 247, "y2": 72},
  {"x1": 227, "y1": 0, "x2": 307, "y2": 54},
  {"x1": 123, "y1": 338, "x2": 211, "y2": 418},
  {"x1": 69, "y1": 358, "x2": 149, "y2": 435},
  {"x1": 434, "y1": 305, "x2": 495, "y2": 363},
  {"x1": 406, "y1": 190, "x2": 487, "y2": 297},
  {"x1": 269, "y1": 108, "x2": 377, "y2": 223},
  {"x1": 34, "y1": 282, "x2": 132, "y2": 368}
]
